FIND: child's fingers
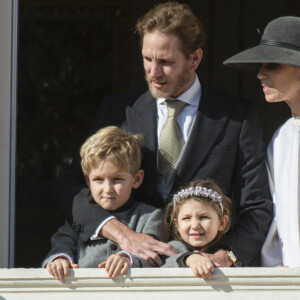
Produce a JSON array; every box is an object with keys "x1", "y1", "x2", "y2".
[
  {"x1": 46, "y1": 264, "x2": 54, "y2": 275},
  {"x1": 193, "y1": 265, "x2": 212, "y2": 279},
  {"x1": 120, "y1": 260, "x2": 130, "y2": 275},
  {"x1": 105, "y1": 255, "x2": 115, "y2": 273},
  {"x1": 104, "y1": 255, "x2": 130, "y2": 278},
  {"x1": 107, "y1": 257, "x2": 120, "y2": 278},
  {"x1": 202, "y1": 265, "x2": 213, "y2": 279},
  {"x1": 58, "y1": 261, "x2": 70, "y2": 281},
  {"x1": 71, "y1": 263, "x2": 79, "y2": 269},
  {"x1": 111, "y1": 258, "x2": 130, "y2": 278},
  {"x1": 98, "y1": 261, "x2": 106, "y2": 268},
  {"x1": 202, "y1": 260, "x2": 214, "y2": 279},
  {"x1": 197, "y1": 266, "x2": 208, "y2": 279},
  {"x1": 48, "y1": 263, "x2": 61, "y2": 281},
  {"x1": 48, "y1": 261, "x2": 68, "y2": 282},
  {"x1": 207, "y1": 261, "x2": 214, "y2": 273},
  {"x1": 111, "y1": 260, "x2": 126, "y2": 278}
]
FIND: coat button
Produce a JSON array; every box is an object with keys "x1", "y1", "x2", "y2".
[{"x1": 110, "y1": 244, "x2": 118, "y2": 251}]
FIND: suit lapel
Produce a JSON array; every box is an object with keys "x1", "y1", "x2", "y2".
[
  {"x1": 125, "y1": 90, "x2": 157, "y2": 152},
  {"x1": 124, "y1": 90, "x2": 163, "y2": 206},
  {"x1": 176, "y1": 86, "x2": 232, "y2": 182}
]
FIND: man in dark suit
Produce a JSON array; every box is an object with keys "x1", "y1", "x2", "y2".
[{"x1": 55, "y1": 2, "x2": 273, "y2": 267}]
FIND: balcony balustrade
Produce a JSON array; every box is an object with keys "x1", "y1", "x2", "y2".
[{"x1": 0, "y1": 267, "x2": 300, "y2": 299}]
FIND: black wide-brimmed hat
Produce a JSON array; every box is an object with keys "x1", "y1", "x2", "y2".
[{"x1": 224, "y1": 16, "x2": 300, "y2": 72}]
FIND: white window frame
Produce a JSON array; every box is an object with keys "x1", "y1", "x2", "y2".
[{"x1": 0, "y1": 0, "x2": 18, "y2": 268}]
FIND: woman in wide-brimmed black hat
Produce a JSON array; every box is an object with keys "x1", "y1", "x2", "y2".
[{"x1": 224, "y1": 16, "x2": 300, "y2": 268}]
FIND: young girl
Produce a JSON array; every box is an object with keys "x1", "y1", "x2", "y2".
[{"x1": 162, "y1": 179, "x2": 232, "y2": 279}]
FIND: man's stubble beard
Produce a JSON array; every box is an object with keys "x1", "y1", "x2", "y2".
[{"x1": 145, "y1": 66, "x2": 191, "y2": 99}]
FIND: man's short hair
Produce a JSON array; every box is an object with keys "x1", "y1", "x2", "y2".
[
  {"x1": 80, "y1": 126, "x2": 143, "y2": 176},
  {"x1": 136, "y1": 1, "x2": 206, "y2": 58}
]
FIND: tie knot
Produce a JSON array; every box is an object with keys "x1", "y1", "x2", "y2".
[{"x1": 165, "y1": 100, "x2": 186, "y2": 117}]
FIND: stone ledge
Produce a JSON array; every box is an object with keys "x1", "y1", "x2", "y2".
[{"x1": 0, "y1": 268, "x2": 300, "y2": 299}]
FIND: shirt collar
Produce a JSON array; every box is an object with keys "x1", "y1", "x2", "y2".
[
  {"x1": 293, "y1": 115, "x2": 300, "y2": 128},
  {"x1": 157, "y1": 74, "x2": 201, "y2": 107}
]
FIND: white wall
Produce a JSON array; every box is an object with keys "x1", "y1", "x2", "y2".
[{"x1": 0, "y1": 0, "x2": 17, "y2": 267}]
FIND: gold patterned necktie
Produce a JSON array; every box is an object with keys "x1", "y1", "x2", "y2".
[{"x1": 159, "y1": 100, "x2": 186, "y2": 179}]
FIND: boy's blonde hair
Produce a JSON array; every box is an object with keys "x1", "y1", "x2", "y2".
[
  {"x1": 80, "y1": 126, "x2": 143, "y2": 176},
  {"x1": 165, "y1": 179, "x2": 231, "y2": 251}
]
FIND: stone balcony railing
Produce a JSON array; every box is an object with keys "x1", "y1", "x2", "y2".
[{"x1": 0, "y1": 267, "x2": 300, "y2": 299}]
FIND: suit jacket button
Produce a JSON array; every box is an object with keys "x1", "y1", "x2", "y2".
[{"x1": 110, "y1": 244, "x2": 118, "y2": 251}]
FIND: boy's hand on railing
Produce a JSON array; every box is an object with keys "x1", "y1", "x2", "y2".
[
  {"x1": 46, "y1": 258, "x2": 78, "y2": 282},
  {"x1": 98, "y1": 254, "x2": 131, "y2": 278}
]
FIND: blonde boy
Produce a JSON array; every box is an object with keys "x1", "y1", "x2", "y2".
[{"x1": 43, "y1": 126, "x2": 167, "y2": 281}]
